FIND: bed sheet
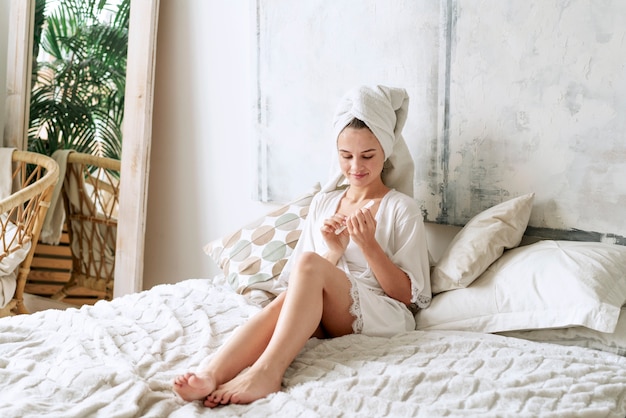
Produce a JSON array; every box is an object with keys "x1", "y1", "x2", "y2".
[{"x1": 1, "y1": 279, "x2": 626, "y2": 417}]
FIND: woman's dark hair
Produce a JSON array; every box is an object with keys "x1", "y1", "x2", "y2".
[{"x1": 344, "y1": 118, "x2": 370, "y2": 131}]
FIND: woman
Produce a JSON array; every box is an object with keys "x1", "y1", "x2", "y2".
[{"x1": 173, "y1": 85, "x2": 431, "y2": 407}]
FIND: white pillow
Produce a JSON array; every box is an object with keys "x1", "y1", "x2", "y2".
[
  {"x1": 430, "y1": 193, "x2": 534, "y2": 294},
  {"x1": 499, "y1": 307, "x2": 626, "y2": 357},
  {"x1": 417, "y1": 240, "x2": 626, "y2": 334}
]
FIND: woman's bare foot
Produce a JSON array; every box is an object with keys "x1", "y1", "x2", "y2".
[
  {"x1": 173, "y1": 372, "x2": 217, "y2": 402},
  {"x1": 204, "y1": 366, "x2": 282, "y2": 407}
]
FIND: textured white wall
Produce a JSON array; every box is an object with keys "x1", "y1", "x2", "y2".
[
  {"x1": 255, "y1": 0, "x2": 441, "y2": 218},
  {"x1": 256, "y1": 0, "x2": 626, "y2": 241},
  {"x1": 446, "y1": 0, "x2": 626, "y2": 238}
]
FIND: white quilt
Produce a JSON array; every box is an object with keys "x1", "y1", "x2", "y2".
[{"x1": 1, "y1": 279, "x2": 626, "y2": 417}]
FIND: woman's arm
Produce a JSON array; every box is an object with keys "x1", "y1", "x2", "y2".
[
  {"x1": 361, "y1": 240, "x2": 413, "y2": 305},
  {"x1": 347, "y1": 207, "x2": 413, "y2": 305}
]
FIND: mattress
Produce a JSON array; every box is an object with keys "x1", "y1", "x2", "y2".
[{"x1": 1, "y1": 278, "x2": 625, "y2": 417}]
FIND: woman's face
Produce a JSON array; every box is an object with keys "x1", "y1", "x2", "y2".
[{"x1": 337, "y1": 127, "x2": 386, "y2": 188}]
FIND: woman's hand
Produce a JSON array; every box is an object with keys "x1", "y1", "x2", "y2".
[
  {"x1": 320, "y1": 213, "x2": 350, "y2": 262},
  {"x1": 346, "y1": 205, "x2": 377, "y2": 248}
]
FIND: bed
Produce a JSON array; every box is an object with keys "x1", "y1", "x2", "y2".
[{"x1": 1, "y1": 189, "x2": 626, "y2": 417}]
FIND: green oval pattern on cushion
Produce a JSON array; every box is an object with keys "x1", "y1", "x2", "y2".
[
  {"x1": 275, "y1": 212, "x2": 301, "y2": 231},
  {"x1": 246, "y1": 272, "x2": 273, "y2": 285},
  {"x1": 229, "y1": 240, "x2": 252, "y2": 262},
  {"x1": 262, "y1": 241, "x2": 287, "y2": 262},
  {"x1": 226, "y1": 272, "x2": 240, "y2": 288}
]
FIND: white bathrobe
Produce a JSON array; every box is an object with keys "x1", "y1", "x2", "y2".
[{"x1": 278, "y1": 189, "x2": 431, "y2": 337}]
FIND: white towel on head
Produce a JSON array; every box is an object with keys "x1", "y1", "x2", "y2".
[{"x1": 322, "y1": 85, "x2": 415, "y2": 196}]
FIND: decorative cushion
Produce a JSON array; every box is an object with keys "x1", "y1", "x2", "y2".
[
  {"x1": 430, "y1": 193, "x2": 534, "y2": 294},
  {"x1": 417, "y1": 240, "x2": 626, "y2": 334},
  {"x1": 204, "y1": 184, "x2": 320, "y2": 306}
]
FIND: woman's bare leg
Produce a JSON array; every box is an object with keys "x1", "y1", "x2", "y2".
[
  {"x1": 173, "y1": 293, "x2": 287, "y2": 401},
  {"x1": 206, "y1": 251, "x2": 355, "y2": 407}
]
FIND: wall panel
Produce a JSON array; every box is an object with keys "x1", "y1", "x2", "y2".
[{"x1": 256, "y1": 0, "x2": 626, "y2": 241}]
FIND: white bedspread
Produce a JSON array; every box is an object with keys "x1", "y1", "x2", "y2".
[{"x1": 1, "y1": 279, "x2": 626, "y2": 417}]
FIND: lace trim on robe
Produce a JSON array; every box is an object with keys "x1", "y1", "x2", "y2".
[
  {"x1": 346, "y1": 274, "x2": 364, "y2": 334},
  {"x1": 349, "y1": 275, "x2": 432, "y2": 326},
  {"x1": 409, "y1": 285, "x2": 432, "y2": 314},
  {"x1": 413, "y1": 291, "x2": 431, "y2": 309}
]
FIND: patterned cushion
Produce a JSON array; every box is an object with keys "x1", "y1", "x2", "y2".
[{"x1": 204, "y1": 184, "x2": 320, "y2": 305}]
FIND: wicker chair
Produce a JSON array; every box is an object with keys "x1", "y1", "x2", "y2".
[
  {"x1": 0, "y1": 150, "x2": 59, "y2": 317},
  {"x1": 51, "y1": 153, "x2": 120, "y2": 303}
]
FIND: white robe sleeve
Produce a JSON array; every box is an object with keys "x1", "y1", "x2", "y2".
[{"x1": 382, "y1": 192, "x2": 432, "y2": 308}]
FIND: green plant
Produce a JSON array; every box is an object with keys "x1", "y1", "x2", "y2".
[{"x1": 28, "y1": 0, "x2": 129, "y2": 160}]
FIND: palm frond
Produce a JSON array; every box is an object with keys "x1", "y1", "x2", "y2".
[{"x1": 29, "y1": 0, "x2": 129, "y2": 159}]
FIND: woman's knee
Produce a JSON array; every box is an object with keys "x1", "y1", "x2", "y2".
[
  {"x1": 296, "y1": 251, "x2": 328, "y2": 273},
  {"x1": 297, "y1": 251, "x2": 324, "y2": 264},
  {"x1": 292, "y1": 252, "x2": 327, "y2": 282}
]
